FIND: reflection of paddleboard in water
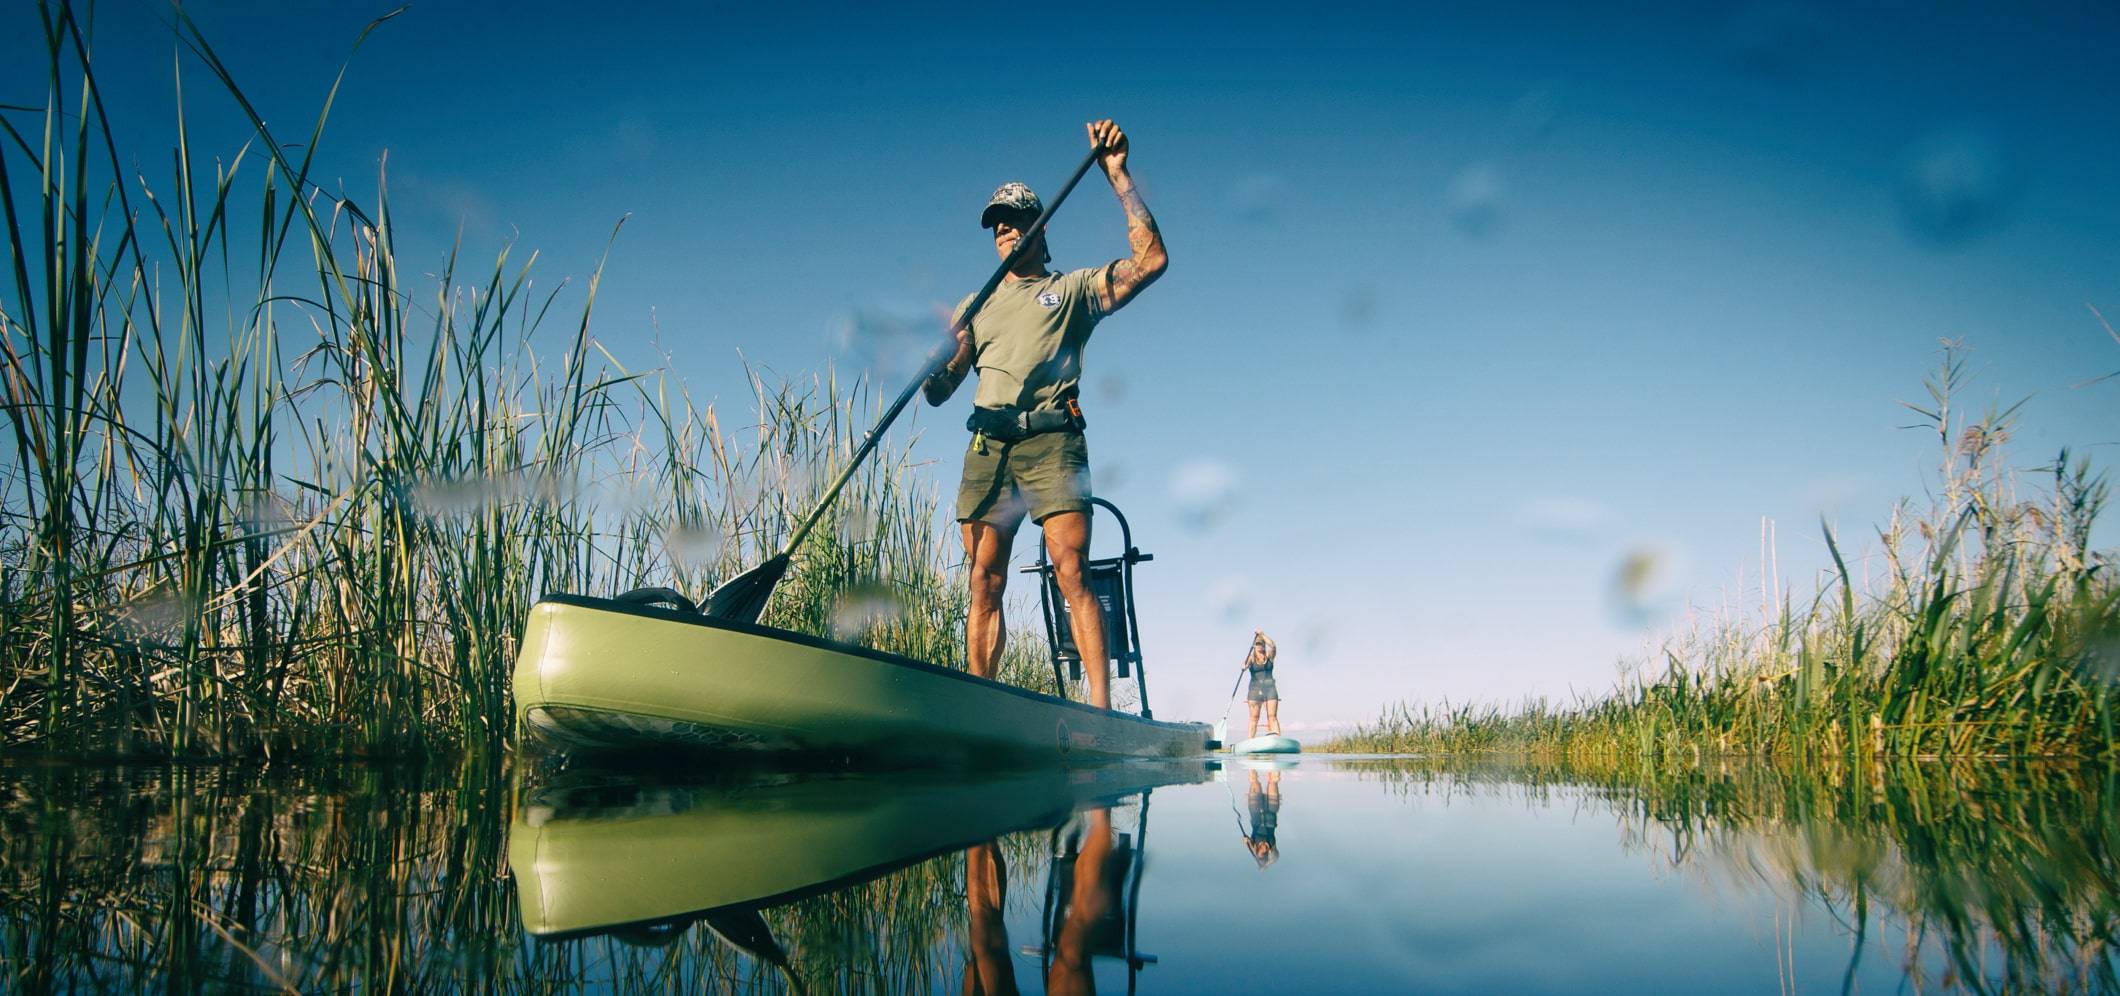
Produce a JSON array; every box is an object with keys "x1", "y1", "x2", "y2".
[
  {"x1": 1230, "y1": 734, "x2": 1300, "y2": 755},
  {"x1": 507, "y1": 761, "x2": 1210, "y2": 937}
]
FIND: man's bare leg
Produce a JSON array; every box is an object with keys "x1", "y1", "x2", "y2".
[
  {"x1": 1040, "y1": 510, "x2": 1109, "y2": 708},
  {"x1": 962, "y1": 520, "x2": 1017, "y2": 679},
  {"x1": 963, "y1": 842, "x2": 1018, "y2": 996}
]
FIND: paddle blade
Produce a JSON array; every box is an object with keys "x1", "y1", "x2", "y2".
[
  {"x1": 702, "y1": 908, "x2": 792, "y2": 969},
  {"x1": 704, "y1": 554, "x2": 790, "y2": 624}
]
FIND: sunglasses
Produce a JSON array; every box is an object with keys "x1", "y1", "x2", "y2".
[{"x1": 991, "y1": 210, "x2": 1040, "y2": 231}]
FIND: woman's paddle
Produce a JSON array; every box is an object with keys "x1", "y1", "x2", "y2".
[
  {"x1": 1214, "y1": 650, "x2": 1253, "y2": 744},
  {"x1": 704, "y1": 143, "x2": 1106, "y2": 623}
]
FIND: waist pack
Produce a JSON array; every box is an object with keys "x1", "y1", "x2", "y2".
[{"x1": 967, "y1": 402, "x2": 1085, "y2": 444}]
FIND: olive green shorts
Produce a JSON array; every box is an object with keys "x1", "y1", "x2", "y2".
[{"x1": 955, "y1": 431, "x2": 1091, "y2": 529}]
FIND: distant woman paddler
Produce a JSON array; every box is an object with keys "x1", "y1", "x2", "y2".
[
  {"x1": 1240, "y1": 767, "x2": 1281, "y2": 870},
  {"x1": 1242, "y1": 630, "x2": 1280, "y2": 740}
]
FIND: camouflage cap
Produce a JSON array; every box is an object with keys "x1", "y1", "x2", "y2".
[{"x1": 980, "y1": 182, "x2": 1042, "y2": 228}]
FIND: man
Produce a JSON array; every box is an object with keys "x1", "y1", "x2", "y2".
[{"x1": 923, "y1": 118, "x2": 1166, "y2": 710}]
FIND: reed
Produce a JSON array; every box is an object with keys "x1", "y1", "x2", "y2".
[
  {"x1": 1333, "y1": 342, "x2": 2119, "y2": 761},
  {"x1": 0, "y1": 3, "x2": 1044, "y2": 759}
]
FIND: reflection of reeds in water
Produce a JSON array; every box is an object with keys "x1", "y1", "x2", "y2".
[
  {"x1": 0, "y1": 762, "x2": 516, "y2": 991},
  {"x1": 1351, "y1": 755, "x2": 2120, "y2": 993},
  {"x1": 0, "y1": 761, "x2": 1064, "y2": 992},
  {"x1": 1338, "y1": 342, "x2": 2118, "y2": 760},
  {"x1": 0, "y1": 4, "x2": 1052, "y2": 758},
  {"x1": 1623, "y1": 758, "x2": 2120, "y2": 994}
]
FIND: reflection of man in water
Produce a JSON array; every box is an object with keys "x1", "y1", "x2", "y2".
[
  {"x1": 963, "y1": 841, "x2": 1016, "y2": 996},
  {"x1": 1243, "y1": 769, "x2": 1281, "y2": 869},
  {"x1": 1047, "y1": 808, "x2": 1119, "y2": 996},
  {"x1": 962, "y1": 808, "x2": 1122, "y2": 995}
]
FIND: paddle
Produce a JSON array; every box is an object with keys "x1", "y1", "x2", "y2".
[
  {"x1": 704, "y1": 142, "x2": 1107, "y2": 623},
  {"x1": 1214, "y1": 652, "x2": 1251, "y2": 743},
  {"x1": 702, "y1": 909, "x2": 804, "y2": 992}
]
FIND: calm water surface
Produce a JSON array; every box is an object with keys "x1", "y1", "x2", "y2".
[{"x1": 3, "y1": 754, "x2": 2114, "y2": 992}]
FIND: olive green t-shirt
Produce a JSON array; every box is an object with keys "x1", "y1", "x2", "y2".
[{"x1": 954, "y1": 265, "x2": 1113, "y2": 411}]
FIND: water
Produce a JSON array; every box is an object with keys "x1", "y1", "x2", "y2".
[{"x1": 3, "y1": 755, "x2": 2114, "y2": 993}]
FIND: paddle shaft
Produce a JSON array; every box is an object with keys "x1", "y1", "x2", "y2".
[
  {"x1": 1219, "y1": 654, "x2": 1251, "y2": 726},
  {"x1": 773, "y1": 145, "x2": 1106, "y2": 561}
]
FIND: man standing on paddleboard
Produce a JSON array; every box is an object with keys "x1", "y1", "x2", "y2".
[{"x1": 922, "y1": 118, "x2": 1167, "y2": 710}]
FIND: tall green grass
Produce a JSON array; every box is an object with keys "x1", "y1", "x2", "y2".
[
  {"x1": 0, "y1": 3, "x2": 1049, "y2": 758},
  {"x1": 1334, "y1": 342, "x2": 2118, "y2": 760}
]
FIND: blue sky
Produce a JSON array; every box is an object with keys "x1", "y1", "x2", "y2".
[{"x1": 8, "y1": 1, "x2": 2118, "y2": 730}]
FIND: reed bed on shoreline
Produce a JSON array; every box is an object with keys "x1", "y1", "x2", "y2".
[
  {"x1": 0, "y1": 4, "x2": 1053, "y2": 759},
  {"x1": 1333, "y1": 344, "x2": 2118, "y2": 761}
]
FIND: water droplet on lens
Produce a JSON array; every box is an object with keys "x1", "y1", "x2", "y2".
[
  {"x1": 1339, "y1": 284, "x2": 1377, "y2": 330},
  {"x1": 991, "y1": 490, "x2": 1029, "y2": 526},
  {"x1": 240, "y1": 492, "x2": 298, "y2": 533},
  {"x1": 1607, "y1": 543, "x2": 1684, "y2": 629},
  {"x1": 1169, "y1": 459, "x2": 1238, "y2": 532},
  {"x1": 1095, "y1": 374, "x2": 1126, "y2": 405},
  {"x1": 772, "y1": 459, "x2": 817, "y2": 504},
  {"x1": 525, "y1": 471, "x2": 578, "y2": 510},
  {"x1": 1446, "y1": 164, "x2": 1507, "y2": 238},
  {"x1": 665, "y1": 521, "x2": 724, "y2": 570},
  {"x1": 112, "y1": 586, "x2": 198, "y2": 646},
  {"x1": 2088, "y1": 629, "x2": 2120, "y2": 685},
  {"x1": 613, "y1": 115, "x2": 660, "y2": 159},
  {"x1": 1506, "y1": 88, "x2": 1562, "y2": 146},
  {"x1": 1208, "y1": 578, "x2": 1251, "y2": 623},
  {"x1": 835, "y1": 308, "x2": 931, "y2": 382},
  {"x1": 407, "y1": 475, "x2": 491, "y2": 521},
  {"x1": 1518, "y1": 497, "x2": 1612, "y2": 546},
  {"x1": 1230, "y1": 173, "x2": 1285, "y2": 224},
  {"x1": 1798, "y1": 475, "x2": 1867, "y2": 517},
  {"x1": 1897, "y1": 128, "x2": 2015, "y2": 248},
  {"x1": 837, "y1": 508, "x2": 878, "y2": 546},
  {"x1": 1296, "y1": 617, "x2": 1335, "y2": 663},
  {"x1": 830, "y1": 582, "x2": 908, "y2": 641},
  {"x1": 602, "y1": 475, "x2": 657, "y2": 515}
]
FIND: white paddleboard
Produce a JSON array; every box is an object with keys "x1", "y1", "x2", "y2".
[{"x1": 1229, "y1": 734, "x2": 1301, "y2": 755}]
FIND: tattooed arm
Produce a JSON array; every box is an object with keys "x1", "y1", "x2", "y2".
[{"x1": 1087, "y1": 119, "x2": 1168, "y2": 313}]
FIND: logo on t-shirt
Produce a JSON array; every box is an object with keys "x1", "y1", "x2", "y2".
[{"x1": 1037, "y1": 291, "x2": 1061, "y2": 309}]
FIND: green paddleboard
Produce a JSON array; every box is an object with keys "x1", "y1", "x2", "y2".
[{"x1": 513, "y1": 595, "x2": 1214, "y2": 764}]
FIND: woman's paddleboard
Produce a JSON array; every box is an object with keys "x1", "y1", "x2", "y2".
[{"x1": 1230, "y1": 734, "x2": 1300, "y2": 755}]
